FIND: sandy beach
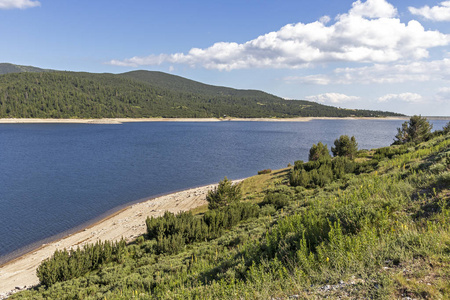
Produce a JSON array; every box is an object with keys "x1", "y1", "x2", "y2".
[
  {"x1": 0, "y1": 116, "x2": 410, "y2": 124},
  {"x1": 0, "y1": 180, "x2": 242, "y2": 296}
]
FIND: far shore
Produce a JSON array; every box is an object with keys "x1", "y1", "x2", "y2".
[
  {"x1": 0, "y1": 116, "x2": 414, "y2": 124},
  {"x1": 0, "y1": 179, "x2": 243, "y2": 296}
]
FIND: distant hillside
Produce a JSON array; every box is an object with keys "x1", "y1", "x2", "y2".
[
  {"x1": 120, "y1": 70, "x2": 279, "y2": 99},
  {"x1": 0, "y1": 65, "x2": 404, "y2": 119},
  {"x1": 0, "y1": 63, "x2": 50, "y2": 75}
]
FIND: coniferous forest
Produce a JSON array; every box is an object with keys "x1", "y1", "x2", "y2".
[{"x1": 0, "y1": 64, "x2": 403, "y2": 119}]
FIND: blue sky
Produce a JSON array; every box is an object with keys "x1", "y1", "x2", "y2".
[{"x1": 1, "y1": 0, "x2": 450, "y2": 116}]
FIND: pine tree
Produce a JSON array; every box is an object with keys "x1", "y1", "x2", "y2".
[
  {"x1": 394, "y1": 115, "x2": 433, "y2": 144},
  {"x1": 206, "y1": 177, "x2": 241, "y2": 210},
  {"x1": 331, "y1": 135, "x2": 358, "y2": 159},
  {"x1": 309, "y1": 142, "x2": 331, "y2": 161}
]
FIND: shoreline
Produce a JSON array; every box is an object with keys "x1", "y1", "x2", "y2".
[
  {"x1": 0, "y1": 116, "x2": 414, "y2": 124},
  {"x1": 0, "y1": 179, "x2": 243, "y2": 295}
]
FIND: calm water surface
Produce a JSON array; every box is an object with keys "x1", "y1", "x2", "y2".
[{"x1": 0, "y1": 119, "x2": 448, "y2": 263}]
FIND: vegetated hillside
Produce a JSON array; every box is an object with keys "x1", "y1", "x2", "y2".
[
  {"x1": 0, "y1": 67, "x2": 403, "y2": 119},
  {"x1": 0, "y1": 63, "x2": 50, "y2": 75},
  {"x1": 12, "y1": 121, "x2": 450, "y2": 299},
  {"x1": 120, "y1": 70, "x2": 279, "y2": 98}
]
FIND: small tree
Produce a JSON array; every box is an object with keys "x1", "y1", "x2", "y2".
[
  {"x1": 394, "y1": 115, "x2": 433, "y2": 144},
  {"x1": 206, "y1": 177, "x2": 241, "y2": 210},
  {"x1": 331, "y1": 135, "x2": 358, "y2": 159},
  {"x1": 309, "y1": 142, "x2": 331, "y2": 161}
]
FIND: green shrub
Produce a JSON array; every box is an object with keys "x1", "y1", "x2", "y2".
[
  {"x1": 309, "y1": 142, "x2": 331, "y2": 161},
  {"x1": 260, "y1": 204, "x2": 277, "y2": 216},
  {"x1": 261, "y1": 192, "x2": 290, "y2": 209},
  {"x1": 258, "y1": 169, "x2": 272, "y2": 175},
  {"x1": 293, "y1": 160, "x2": 304, "y2": 170},
  {"x1": 36, "y1": 239, "x2": 126, "y2": 286},
  {"x1": 206, "y1": 177, "x2": 242, "y2": 209},
  {"x1": 331, "y1": 135, "x2": 358, "y2": 159},
  {"x1": 443, "y1": 121, "x2": 450, "y2": 134},
  {"x1": 394, "y1": 115, "x2": 433, "y2": 144},
  {"x1": 146, "y1": 202, "x2": 260, "y2": 254}
]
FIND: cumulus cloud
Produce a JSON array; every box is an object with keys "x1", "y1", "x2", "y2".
[
  {"x1": 377, "y1": 93, "x2": 423, "y2": 103},
  {"x1": 409, "y1": 1, "x2": 450, "y2": 21},
  {"x1": 348, "y1": 0, "x2": 397, "y2": 18},
  {"x1": 0, "y1": 0, "x2": 40, "y2": 9},
  {"x1": 285, "y1": 58, "x2": 450, "y2": 85},
  {"x1": 305, "y1": 93, "x2": 360, "y2": 104},
  {"x1": 108, "y1": 0, "x2": 450, "y2": 70}
]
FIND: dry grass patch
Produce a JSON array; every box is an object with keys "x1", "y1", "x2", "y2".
[{"x1": 240, "y1": 167, "x2": 291, "y2": 203}]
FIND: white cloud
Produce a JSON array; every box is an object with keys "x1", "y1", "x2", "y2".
[
  {"x1": 285, "y1": 58, "x2": 450, "y2": 85},
  {"x1": 108, "y1": 0, "x2": 450, "y2": 70},
  {"x1": 377, "y1": 93, "x2": 423, "y2": 103},
  {"x1": 348, "y1": 0, "x2": 397, "y2": 18},
  {"x1": 319, "y1": 15, "x2": 331, "y2": 24},
  {"x1": 305, "y1": 93, "x2": 360, "y2": 104},
  {"x1": 409, "y1": 1, "x2": 450, "y2": 21},
  {"x1": 0, "y1": 0, "x2": 40, "y2": 9}
]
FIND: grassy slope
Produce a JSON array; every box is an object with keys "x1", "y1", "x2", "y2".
[{"x1": 11, "y1": 132, "x2": 450, "y2": 299}]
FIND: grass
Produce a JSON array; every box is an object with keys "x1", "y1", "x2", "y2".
[
  {"x1": 240, "y1": 167, "x2": 290, "y2": 203},
  {"x1": 189, "y1": 204, "x2": 209, "y2": 216}
]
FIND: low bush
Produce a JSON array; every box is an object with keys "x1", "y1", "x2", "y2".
[
  {"x1": 146, "y1": 202, "x2": 260, "y2": 254},
  {"x1": 261, "y1": 192, "x2": 290, "y2": 209},
  {"x1": 206, "y1": 177, "x2": 242, "y2": 209},
  {"x1": 36, "y1": 239, "x2": 126, "y2": 286},
  {"x1": 258, "y1": 169, "x2": 272, "y2": 175}
]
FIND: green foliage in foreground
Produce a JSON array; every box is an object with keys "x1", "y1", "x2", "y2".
[
  {"x1": 308, "y1": 142, "x2": 331, "y2": 161},
  {"x1": 146, "y1": 202, "x2": 260, "y2": 255},
  {"x1": 36, "y1": 240, "x2": 126, "y2": 287},
  {"x1": 289, "y1": 156, "x2": 357, "y2": 188},
  {"x1": 331, "y1": 135, "x2": 359, "y2": 159},
  {"x1": 12, "y1": 133, "x2": 450, "y2": 299},
  {"x1": 0, "y1": 70, "x2": 403, "y2": 119},
  {"x1": 394, "y1": 115, "x2": 433, "y2": 145},
  {"x1": 206, "y1": 177, "x2": 242, "y2": 209},
  {"x1": 444, "y1": 121, "x2": 450, "y2": 134}
]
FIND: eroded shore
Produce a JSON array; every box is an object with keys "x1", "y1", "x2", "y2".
[{"x1": 0, "y1": 117, "x2": 410, "y2": 124}]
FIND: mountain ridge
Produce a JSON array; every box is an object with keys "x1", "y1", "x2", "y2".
[
  {"x1": 0, "y1": 63, "x2": 404, "y2": 118},
  {"x1": 0, "y1": 63, "x2": 51, "y2": 75}
]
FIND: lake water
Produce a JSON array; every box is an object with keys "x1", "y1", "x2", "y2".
[{"x1": 0, "y1": 119, "x2": 448, "y2": 264}]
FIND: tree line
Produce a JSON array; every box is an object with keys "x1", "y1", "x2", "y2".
[{"x1": 0, "y1": 71, "x2": 403, "y2": 119}]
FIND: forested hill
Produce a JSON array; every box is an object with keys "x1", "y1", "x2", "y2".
[
  {"x1": 0, "y1": 63, "x2": 50, "y2": 75},
  {"x1": 0, "y1": 64, "x2": 404, "y2": 119},
  {"x1": 120, "y1": 70, "x2": 277, "y2": 99}
]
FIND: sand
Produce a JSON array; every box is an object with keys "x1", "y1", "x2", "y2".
[
  {"x1": 0, "y1": 117, "x2": 410, "y2": 124},
  {"x1": 0, "y1": 180, "x2": 242, "y2": 296}
]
